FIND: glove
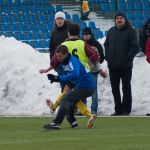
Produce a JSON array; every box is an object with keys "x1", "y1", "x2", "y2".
[
  {"x1": 67, "y1": 82, "x2": 75, "y2": 89},
  {"x1": 47, "y1": 74, "x2": 60, "y2": 83}
]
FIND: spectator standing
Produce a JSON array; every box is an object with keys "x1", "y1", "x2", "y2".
[
  {"x1": 49, "y1": 11, "x2": 69, "y2": 58},
  {"x1": 81, "y1": 0, "x2": 90, "y2": 21},
  {"x1": 82, "y1": 27, "x2": 105, "y2": 114},
  {"x1": 104, "y1": 12, "x2": 139, "y2": 116}
]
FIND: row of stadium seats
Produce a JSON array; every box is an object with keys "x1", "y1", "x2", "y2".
[
  {"x1": 0, "y1": 2, "x2": 104, "y2": 51},
  {"x1": 0, "y1": 0, "x2": 50, "y2": 5},
  {"x1": 89, "y1": 0, "x2": 150, "y2": 4},
  {"x1": 0, "y1": 5, "x2": 63, "y2": 15}
]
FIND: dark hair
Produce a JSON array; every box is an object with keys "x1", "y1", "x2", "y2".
[
  {"x1": 55, "y1": 45, "x2": 69, "y2": 54},
  {"x1": 67, "y1": 23, "x2": 80, "y2": 36}
]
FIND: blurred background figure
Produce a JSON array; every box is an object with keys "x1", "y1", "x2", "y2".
[
  {"x1": 81, "y1": 0, "x2": 90, "y2": 21},
  {"x1": 137, "y1": 19, "x2": 150, "y2": 57},
  {"x1": 82, "y1": 27, "x2": 105, "y2": 114}
]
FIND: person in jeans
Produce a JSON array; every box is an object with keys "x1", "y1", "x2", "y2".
[
  {"x1": 104, "y1": 12, "x2": 139, "y2": 116},
  {"x1": 43, "y1": 45, "x2": 96, "y2": 129},
  {"x1": 82, "y1": 27, "x2": 105, "y2": 114}
]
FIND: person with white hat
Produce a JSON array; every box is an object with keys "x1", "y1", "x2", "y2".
[{"x1": 48, "y1": 11, "x2": 70, "y2": 59}]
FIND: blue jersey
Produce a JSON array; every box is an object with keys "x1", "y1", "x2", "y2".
[{"x1": 59, "y1": 55, "x2": 95, "y2": 89}]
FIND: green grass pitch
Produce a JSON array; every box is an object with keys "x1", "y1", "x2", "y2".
[{"x1": 0, "y1": 117, "x2": 150, "y2": 150}]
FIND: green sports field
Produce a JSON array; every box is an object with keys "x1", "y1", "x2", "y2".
[{"x1": 0, "y1": 117, "x2": 150, "y2": 150}]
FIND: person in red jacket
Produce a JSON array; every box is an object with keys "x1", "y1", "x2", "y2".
[{"x1": 146, "y1": 36, "x2": 150, "y2": 63}]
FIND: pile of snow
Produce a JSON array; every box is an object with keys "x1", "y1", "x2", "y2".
[{"x1": 0, "y1": 36, "x2": 150, "y2": 116}]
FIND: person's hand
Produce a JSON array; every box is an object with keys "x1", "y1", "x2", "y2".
[
  {"x1": 39, "y1": 69, "x2": 48, "y2": 74},
  {"x1": 47, "y1": 74, "x2": 60, "y2": 83},
  {"x1": 99, "y1": 70, "x2": 107, "y2": 78}
]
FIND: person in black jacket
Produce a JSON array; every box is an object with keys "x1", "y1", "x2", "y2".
[
  {"x1": 104, "y1": 12, "x2": 139, "y2": 116},
  {"x1": 82, "y1": 27, "x2": 105, "y2": 114},
  {"x1": 49, "y1": 11, "x2": 69, "y2": 58}
]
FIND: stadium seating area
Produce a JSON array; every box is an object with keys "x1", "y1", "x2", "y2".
[
  {"x1": 91, "y1": 0, "x2": 150, "y2": 29},
  {"x1": 1, "y1": 0, "x2": 149, "y2": 51},
  {"x1": 0, "y1": 0, "x2": 103, "y2": 52}
]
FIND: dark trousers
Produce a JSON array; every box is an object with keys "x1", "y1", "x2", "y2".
[
  {"x1": 109, "y1": 67, "x2": 132, "y2": 114},
  {"x1": 53, "y1": 88, "x2": 94, "y2": 125}
]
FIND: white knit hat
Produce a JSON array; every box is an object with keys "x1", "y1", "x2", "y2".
[{"x1": 55, "y1": 11, "x2": 66, "y2": 20}]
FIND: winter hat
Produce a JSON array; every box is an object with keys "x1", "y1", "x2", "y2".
[
  {"x1": 82, "y1": 27, "x2": 92, "y2": 35},
  {"x1": 55, "y1": 11, "x2": 66, "y2": 20},
  {"x1": 115, "y1": 12, "x2": 127, "y2": 21}
]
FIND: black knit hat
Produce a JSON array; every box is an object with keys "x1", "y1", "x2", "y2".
[
  {"x1": 115, "y1": 12, "x2": 127, "y2": 21},
  {"x1": 82, "y1": 27, "x2": 92, "y2": 35}
]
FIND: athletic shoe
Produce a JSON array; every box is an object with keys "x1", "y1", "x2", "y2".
[
  {"x1": 43, "y1": 122, "x2": 60, "y2": 130},
  {"x1": 87, "y1": 114, "x2": 97, "y2": 128},
  {"x1": 46, "y1": 99, "x2": 54, "y2": 113},
  {"x1": 71, "y1": 121, "x2": 79, "y2": 128}
]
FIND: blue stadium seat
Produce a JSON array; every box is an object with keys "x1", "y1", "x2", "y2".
[
  {"x1": 133, "y1": 3, "x2": 141, "y2": 10},
  {"x1": 133, "y1": 20, "x2": 143, "y2": 29},
  {"x1": 2, "y1": 24, "x2": 10, "y2": 32},
  {"x1": 101, "y1": 4, "x2": 110, "y2": 12},
  {"x1": 47, "y1": 6, "x2": 55, "y2": 14},
  {"x1": 135, "y1": 12, "x2": 144, "y2": 20},
  {"x1": 19, "y1": 24, "x2": 28, "y2": 32},
  {"x1": 118, "y1": 3, "x2": 126, "y2": 11},
  {"x1": 142, "y1": 2, "x2": 150, "y2": 10},
  {"x1": 25, "y1": 33, "x2": 34, "y2": 40},
  {"x1": 72, "y1": 14, "x2": 80, "y2": 24},
  {"x1": 89, "y1": 21, "x2": 97, "y2": 29},
  {"x1": 10, "y1": 24, "x2": 19, "y2": 32},
  {"x1": 80, "y1": 22, "x2": 87, "y2": 30},
  {"x1": 0, "y1": 0, "x2": 4, "y2": 5},
  {"x1": 18, "y1": 33, "x2": 25, "y2": 40},
  {"x1": 5, "y1": 0, "x2": 13, "y2": 5},
  {"x1": 44, "y1": 33, "x2": 50, "y2": 39},
  {"x1": 55, "y1": 6, "x2": 63, "y2": 12},
  {"x1": 66, "y1": 14, "x2": 71, "y2": 20},
  {"x1": 34, "y1": 33, "x2": 43, "y2": 39},
  {"x1": 126, "y1": 3, "x2": 133, "y2": 11},
  {"x1": 126, "y1": 12, "x2": 135, "y2": 20},
  {"x1": 39, "y1": 15, "x2": 47, "y2": 22}
]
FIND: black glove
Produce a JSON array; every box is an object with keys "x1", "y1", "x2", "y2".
[
  {"x1": 47, "y1": 74, "x2": 60, "y2": 83},
  {"x1": 67, "y1": 82, "x2": 75, "y2": 89}
]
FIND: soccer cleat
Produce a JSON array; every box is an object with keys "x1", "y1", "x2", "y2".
[
  {"x1": 71, "y1": 121, "x2": 79, "y2": 128},
  {"x1": 43, "y1": 122, "x2": 60, "y2": 130},
  {"x1": 87, "y1": 114, "x2": 97, "y2": 128},
  {"x1": 46, "y1": 99, "x2": 54, "y2": 113}
]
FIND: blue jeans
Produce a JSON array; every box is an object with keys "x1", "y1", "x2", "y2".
[{"x1": 91, "y1": 74, "x2": 98, "y2": 114}]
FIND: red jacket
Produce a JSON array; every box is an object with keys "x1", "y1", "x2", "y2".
[
  {"x1": 50, "y1": 43, "x2": 100, "y2": 69},
  {"x1": 146, "y1": 36, "x2": 150, "y2": 63}
]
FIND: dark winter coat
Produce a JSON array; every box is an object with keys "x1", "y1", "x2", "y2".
[
  {"x1": 104, "y1": 23, "x2": 139, "y2": 69},
  {"x1": 49, "y1": 22, "x2": 69, "y2": 58}
]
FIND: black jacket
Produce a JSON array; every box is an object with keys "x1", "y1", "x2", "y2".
[
  {"x1": 49, "y1": 22, "x2": 68, "y2": 58},
  {"x1": 85, "y1": 35, "x2": 104, "y2": 64},
  {"x1": 104, "y1": 23, "x2": 139, "y2": 69}
]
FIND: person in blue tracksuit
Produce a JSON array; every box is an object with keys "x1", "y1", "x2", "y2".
[{"x1": 43, "y1": 45, "x2": 96, "y2": 129}]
